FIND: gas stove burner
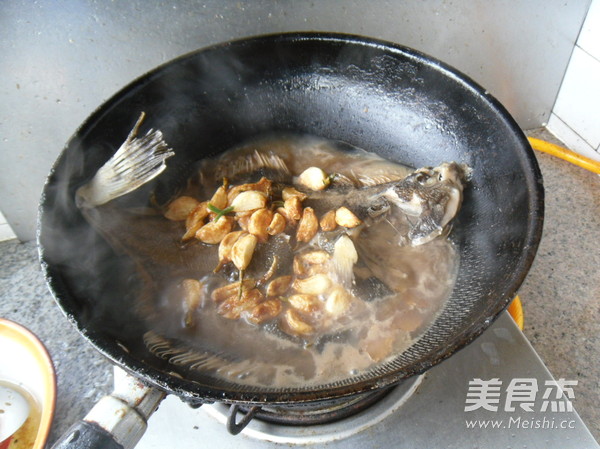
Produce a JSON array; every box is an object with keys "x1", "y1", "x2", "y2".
[
  {"x1": 204, "y1": 374, "x2": 424, "y2": 444},
  {"x1": 233, "y1": 385, "x2": 396, "y2": 428}
]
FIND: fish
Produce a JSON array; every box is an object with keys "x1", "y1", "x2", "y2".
[{"x1": 73, "y1": 116, "x2": 469, "y2": 381}]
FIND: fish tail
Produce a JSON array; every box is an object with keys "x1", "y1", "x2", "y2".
[{"x1": 76, "y1": 112, "x2": 175, "y2": 208}]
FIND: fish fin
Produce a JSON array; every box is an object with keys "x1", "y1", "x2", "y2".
[
  {"x1": 76, "y1": 112, "x2": 175, "y2": 208},
  {"x1": 144, "y1": 331, "x2": 243, "y2": 369},
  {"x1": 332, "y1": 234, "x2": 358, "y2": 289},
  {"x1": 329, "y1": 173, "x2": 356, "y2": 187},
  {"x1": 349, "y1": 170, "x2": 406, "y2": 187},
  {"x1": 408, "y1": 212, "x2": 444, "y2": 246},
  {"x1": 215, "y1": 150, "x2": 291, "y2": 183}
]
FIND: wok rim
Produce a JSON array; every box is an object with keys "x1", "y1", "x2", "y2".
[{"x1": 37, "y1": 31, "x2": 544, "y2": 404}]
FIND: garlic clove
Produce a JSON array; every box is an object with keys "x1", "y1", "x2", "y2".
[
  {"x1": 265, "y1": 275, "x2": 292, "y2": 297},
  {"x1": 230, "y1": 190, "x2": 268, "y2": 212},
  {"x1": 267, "y1": 212, "x2": 286, "y2": 235},
  {"x1": 248, "y1": 208, "x2": 274, "y2": 243},
  {"x1": 165, "y1": 196, "x2": 200, "y2": 221},
  {"x1": 335, "y1": 206, "x2": 362, "y2": 228},
  {"x1": 209, "y1": 186, "x2": 228, "y2": 211},
  {"x1": 182, "y1": 201, "x2": 210, "y2": 241},
  {"x1": 284, "y1": 309, "x2": 314, "y2": 335},
  {"x1": 292, "y1": 273, "x2": 332, "y2": 295},
  {"x1": 282, "y1": 186, "x2": 308, "y2": 201},
  {"x1": 288, "y1": 294, "x2": 321, "y2": 314},
  {"x1": 325, "y1": 286, "x2": 353, "y2": 317},
  {"x1": 319, "y1": 210, "x2": 337, "y2": 231},
  {"x1": 297, "y1": 166, "x2": 330, "y2": 191},
  {"x1": 296, "y1": 207, "x2": 319, "y2": 243},
  {"x1": 195, "y1": 216, "x2": 234, "y2": 244},
  {"x1": 231, "y1": 233, "x2": 258, "y2": 271},
  {"x1": 215, "y1": 231, "x2": 246, "y2": 271}
]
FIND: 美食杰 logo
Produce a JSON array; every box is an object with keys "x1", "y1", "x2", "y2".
[{"x1": 463, "y1": 378, "x2": 578, "y2": 430}]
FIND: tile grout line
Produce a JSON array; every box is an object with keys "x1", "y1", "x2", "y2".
[{"x1": 550, "y1": 113, "x2": 600, "y2": 153}]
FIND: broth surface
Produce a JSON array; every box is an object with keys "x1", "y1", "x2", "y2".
[{"x1": 138, "y1": 134, "x2": 460, "y2": 388}]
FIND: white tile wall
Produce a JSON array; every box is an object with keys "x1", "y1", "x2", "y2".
[
  {"x1": 548, "y1": 113, "x2": 600, "y2": 161},
  {"x1": 577, "y1": 0, "x2": 600, "y2": 62},
  {"x1": 0, "y1": 210, "x2": 17, "y2": 242},
  {"x1": 548, "y1": 0, "x2": 600, "y2": 162}
]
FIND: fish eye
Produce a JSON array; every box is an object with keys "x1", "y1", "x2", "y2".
[
  {"x1": 415, "y1": 172, "x2": 432, "y2": 184},
  {"x1": 415, "y1": 173, "x2": 428, "y2": 183}
]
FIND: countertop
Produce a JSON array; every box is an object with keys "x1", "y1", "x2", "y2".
[{"x1": 0, "y1": 128, "x2": 598, "y2": 445}]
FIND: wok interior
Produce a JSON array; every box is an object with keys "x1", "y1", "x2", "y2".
[{"x1": 39, "y1": 34, "x2": 542, "y2": 402}]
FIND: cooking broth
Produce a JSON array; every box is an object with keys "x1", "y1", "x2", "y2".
[
  {"x1": 139, "y1": 134, "x2": 461, "y2": 388},
  {"x1": 0, "y1": 381, "x2": 41, "y2": 449}
]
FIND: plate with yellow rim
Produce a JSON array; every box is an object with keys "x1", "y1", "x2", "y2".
[{"x1": 0, "y1": 319, "x2": 56, "y2": 449}]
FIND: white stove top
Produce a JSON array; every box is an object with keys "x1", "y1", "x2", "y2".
[{"x1": 137, "y1": 312, "x2": 598, "y2": 448}]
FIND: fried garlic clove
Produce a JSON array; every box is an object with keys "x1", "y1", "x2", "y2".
[
  {"x1": 293, "y1": 255, "x2": 308, "y2": 278},
  {"x1": 248, "y1": 208, "x2": 274, "y2": 243},
  {"x1": 211, "y1": 279, "x2": 256, "y2": 303},
  {"x1": 283, "y1": 196, "x2": 303, "y2": 221},
  {"x1": 181, "y1": 278, "x2": 204, "y2": 328},
  {"x1": 195, "y1": 216, "x2": 234, "y2": 244},
  {"x1": 288, "y1": 294, "x2": 321, "y2": 314},
  {"x1": 231, "y1": 233, "x2": 258, "y2": 271},
  {"x1": 335, "y1": 207, "x2": 362, "y2": 228},
  {"x1": 319, "y1": 210, "x2": 337, "y2": 232},
  {"x1": 164, "y1": 196, "x2": 200, "y2": 221},
  {"x1": 235, "y1": 211, "x2": 252, "y2": 231},
  {"x1": 293, "y1": 251, "x2": 330, "y2": 279},
  {"x1": 282, "y1": 186, "x2": 308, "y2": 202},
  {"x1": 217, "y1": 288, "x2": 264, "y2": 320},
  {"x1": 182, "y1": 201, "x2": 209, "y2": 241},
  {"x1": 209, "y1": 185, "x2": 228, "y2": 210},
  {"x1": 296, "y1": 207, "x2": 319, "y2": 242},
  {"x1": 284, "y1": 309, "x2": 314, "y2": 335},
  {"x1": 325, "y1": 286, "x2": 353, "y2": 317},
  {"x1": 252, "y1": 176, "x2": 273, "y2": 195},
  {"x1": 292, "y1": 273, "x2": 332, "y2": 295},
  {"x1": 267, "y1": 212, "x2": 286, "y2": 235},
  {"x1": 276, "y1": 206, "x2": 298, "y2": 227},
  {"x1": 227, "y1": 177, "x2": 272, "y2": 205},
  {"x1": 215, "y1": 231, "x2": 246, "y2": 271},
  {"x1": 265, "y1": 275, "x2": 292, "y2": 297},
  {"x1": 297, "y1": 166, "x2": 330, "y2": 191},
  {"x1": 247, "y1": 299, "x2": 283, "y2": 324},
  {"x1": 299, "y1": 250, "x2": 330, "y2": 265},
  {"x1": 230, "y1": 190, "x2": 268, "y2": 212}
]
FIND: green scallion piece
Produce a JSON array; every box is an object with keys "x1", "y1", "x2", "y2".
[{"x1": 207, "y1": 203, "x2": 234, "y2": 221}]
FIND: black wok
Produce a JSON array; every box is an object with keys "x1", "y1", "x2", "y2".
[{"x1": 39, "y1": 32, "x2": 543, "y2": 441}]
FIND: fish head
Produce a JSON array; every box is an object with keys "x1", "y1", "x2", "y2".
[
  {"x1": 405, "y1": 162, "x2": 469, "y2": 191},
  {"x1": 381, "y1": 162, "x2": 470, "y2": 246}
]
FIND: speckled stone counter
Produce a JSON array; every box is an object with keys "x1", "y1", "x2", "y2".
[
  {"x1": 0, "y1": 129, "x2": 598, "y2": 445},
  {"x1": 519, "y1": 129, "x2": 600, "y2": 439},
  {"x1": 0, "y1": 240, "x2": 113, "y2": 445}
]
